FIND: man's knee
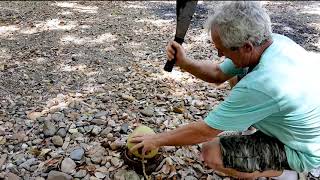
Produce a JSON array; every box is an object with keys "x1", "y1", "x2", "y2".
[{"x1": 201, "y1": 139, "x2": 224, "y2": 170}]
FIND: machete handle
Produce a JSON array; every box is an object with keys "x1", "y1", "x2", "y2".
[{"x1": 164, "y1": 36, "x2": 184, "y2": 72}]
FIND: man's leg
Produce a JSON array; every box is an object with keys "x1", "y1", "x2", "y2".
[{"x1": 201, "y1": 138, "x2": 283, "y2": 179}]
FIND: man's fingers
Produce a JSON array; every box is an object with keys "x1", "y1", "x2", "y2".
[
  {"x1": 130, "y1": 142, "x2": 144, "y2": 153},
  {"x1": 166, "y1": 45, "x2": 175, "y2": 60},
  {"x1": 129, "y1": 136, "x2": 144, "y2": 143},
  {"x1": 171, "y1": 41, "x2": 182, "y2": 50},
  {"x1": 131, "y1": 133, "x2": 146, "y2": 139}
]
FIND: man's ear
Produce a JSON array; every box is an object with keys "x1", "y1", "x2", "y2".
[{"x1": 242, "y1": 41, "x2": 254, "y2": 53}]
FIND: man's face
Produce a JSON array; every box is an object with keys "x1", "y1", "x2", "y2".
[{"x1": 211, "y1": 27, "x2": 252, "y2": 68}]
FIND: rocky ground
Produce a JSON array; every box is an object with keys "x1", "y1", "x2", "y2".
[{"x1": 0, "y1": 1, "x2": 319, "y2": 180}]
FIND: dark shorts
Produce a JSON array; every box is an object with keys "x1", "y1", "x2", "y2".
[{"x1": 219, "y1": 131, "x2": 291, "y2": 173}]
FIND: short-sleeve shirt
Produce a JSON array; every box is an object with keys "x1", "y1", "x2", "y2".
[{"x1": 204, "y1": 33, "x2": 320, "y2": 172}]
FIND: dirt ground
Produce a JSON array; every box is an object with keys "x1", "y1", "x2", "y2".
[{"x1": 0, "y1": 1, "x2": 319, "y2": 180}]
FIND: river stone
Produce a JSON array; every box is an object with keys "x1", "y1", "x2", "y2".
[
  {"x1": 52, "y1": 136, "x2": 64, "y2": 146},
  {"x1": 107, "y1": 120, "x2": 115, "y2": 128},
  {"x1": 95, "y1": 111, "x2": 108, "y2": 118},
  {"x1": 19, "y1": 158, "x2": 37, "y2": 171},
  {"x1": 91, "y1": 126, "x2": 102, "y2": 136},
  {"x1": 95, "y1": 172, "x2": 106, "y2": 179},
  {"x1": 70, "y1": 147, "x2": 85, "y2": 161},
  {"x1": 47, "y1": 170, "x2": 72, "y2": 180},
  {"x1": 52, "y1": 112, "x2": 65, "y2": 122},
  {"x1": 6, "y1": 172, "x2": 21, "y2": 180},
  {"x1": 184, "y1": 176, "x2": 197, "y2": 180},
  {"x1": 140, "y1": 107, "x2": 154, "y2": 117},
  {"x1": 91, "y1": 156, "x2": 102, "y2": 164},
  {"x1": 61, "y1": 158, "x2": 76, "y2": 174},
  {"x1": 91, "y1": 119, "x2": 107, "y2": 125},
  {"x1": 114, "y1": 170, "x2": 139, "y2": 180},
  {"x1": 43, "y1": 120, "x2": 57, "y2": 137},
  {"x1": 57, "y1": 128, "x2": 67, "y2": 137},
  {"x1": 120, "y1": 123, "x2": 129, "y2": 134},
  {"x1": 100, "y1": 127, "x2": 112, "y2": 137},
  {"x1": 110, "y1": 140, "x2": 124, "y2": 151},
  {"x1": 84, "y1": 125, "x2": 93, "y2": 133},
  {"x1": 110, "y1": 157, "x2": 120, "y2": 167},
  {"x1": 74, "y1": 169, "x2": 87, "y2": 178},
  {"x1": 34, "y1": 177, "x2": 45, "y2": 180}
]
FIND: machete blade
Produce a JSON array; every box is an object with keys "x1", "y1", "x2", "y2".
[
  {"x1": 175, "y1": 0, "x2": 198, "y2": 39},
  {"x1": 164, "y1": 0, "x2": 198, "y2": 72}
]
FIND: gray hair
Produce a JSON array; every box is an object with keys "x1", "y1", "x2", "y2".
[{"x1": 206, "y1": 1, "x2": 272, "y2": 48}]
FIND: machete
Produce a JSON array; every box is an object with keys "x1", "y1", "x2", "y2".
[{"x1": 164, "y1": 0, "x2": 198, "y2": 72}]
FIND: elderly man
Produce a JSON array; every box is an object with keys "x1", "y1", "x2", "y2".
[{"x1": 130, "y1": 1, "x2": 320, "y2": 179}]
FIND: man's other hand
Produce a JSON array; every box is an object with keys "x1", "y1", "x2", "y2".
[{"x1": 129, "y1": 134, "x2": 160, "y2": 157}]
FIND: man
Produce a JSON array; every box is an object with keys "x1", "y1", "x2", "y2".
[{"x1": 130, "y1": 1, "x2": 320, "y2": 179}]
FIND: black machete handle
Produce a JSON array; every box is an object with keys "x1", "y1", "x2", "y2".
[{"x1": 164, "y1": 36, "x2": 184, "y2": 72}]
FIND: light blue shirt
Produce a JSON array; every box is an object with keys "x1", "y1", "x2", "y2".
[{"x1": 205, "y1": 34, "x2": 320, "y2": 172}]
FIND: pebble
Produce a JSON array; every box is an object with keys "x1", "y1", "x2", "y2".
[
  {"x1": 114, "y1": 170, "x2": 139, "y2": 180},
  {"x1": 52, "y1": 136, "x2": 64, "y2": 146},
  {"x1": 173, "y1": 106, "x2": 185, "y2": 114},
  {"x1": 74, "y1": 169, "x2": 87, "y2": 178},
  {"x1": 109, "y1": 140, "x2": 124, "y2": 151},
  {"x1": 184, "y1": 176, "x2": 198, "y2": 180},
  {"x1": 61, "y1": 158, "x2": 76, "y2": 174},
  {"x1": 106, "y1": 133, "x2": 113, "y2": 139},
  {"x1": 84, "y1": 125, "x2": 93, "y2": 133},
  {"x1": 95, "y1": 111, "x2": 108, "y2": 118},
  {"x1": 0, "y1": 126, "x2": 5, "y2": 135},
  {"x1": 6, "y1": 172, "x2": 21, "y2": 180},
  {"x1": 140, "y1": 107, "x2": 154, "y2": 117},
  {"x1": 19, "y1": 158, "x2": 37, "y2": 171},
  {"x1": 91, "y1": 156, "x2": 102, "y2": 164},
  {"x1": 121, "y1": 94, "x2": 135, "y2": 102},
  {"x1": 100, "y1": 127, "x2": 112, "y2": 137},
  {"x1": 0, "y1": 136, "x2": 6, "y2": 145},
  {"x1": 120, "y1": 113, "x2": 128, "y2": 120},
  {"x1": 43, "y1": 120, "x2": 57, "y2": 137},
  {"x1": 107, "y1": 119, "x2": 116, "y2": 127},
  {"x1": 96, "y1": 166, "x2": 109, "y2": 174},
  {"x1": 97, "y1": 77, "x2": 107, "y2": 84},
  {"x1": 27, "y1": 111, "x2": 42, "y2": 121},
  {"x1": 95, "y1": 172, "x2": 106, "y2": 179},
  {"x1": 70, "y1": 147, "x2": 85, "y2": 161},
  {"x1": 13, "y1": 154, "x2": 26, "y2": 166},
  {"x1": 52, "y1": 112, "x2": 65, "y2": 121},
  {"x1": 47, "y1": 170, "x2": 72, "y2": 180},
  {"x1": 21, "y1": 143, "x2": 28, "y2": 149},
  {"x1": 32, "y1": 139, "x2": 43, "y2": 145},
  {"x1": 0, "y1": 154, "x2": 7, "y2": 167},
  {"x1": 35, "y1": 177, "x2": 45, "y2": 180},
  {"x1": 91, "y1": 126, "x2": 102, "y2": 135},
  {"x1": 68, "y1": 128, "x2": 78, "y2": 134},
  {"x1": 91, "y1": 119, "x2": 107, "y2": 125},
  {"x1": 120, "y1": 123, "x2": 129, "y2": 134},
  {"x1": 78, "y1": 127, "x2": 86, "y2": 133},
  {"x1": 110, "y1": 157, "x2": 120, "y2": 167},
  {"x1": 57, "y1": 128, "x2": 67, "y2": 137}
]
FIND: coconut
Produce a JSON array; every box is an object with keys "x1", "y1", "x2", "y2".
[{"x1": 126, "y1": 125, "x2": 159, "y2": 159}]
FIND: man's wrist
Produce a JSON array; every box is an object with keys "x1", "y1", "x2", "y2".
[
  {"x1": 179, "y1": 57, "x2": 193, "y2": 71},
  {"x1": 153, "y1": 134, "x2": 163, "y2": 148}
]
